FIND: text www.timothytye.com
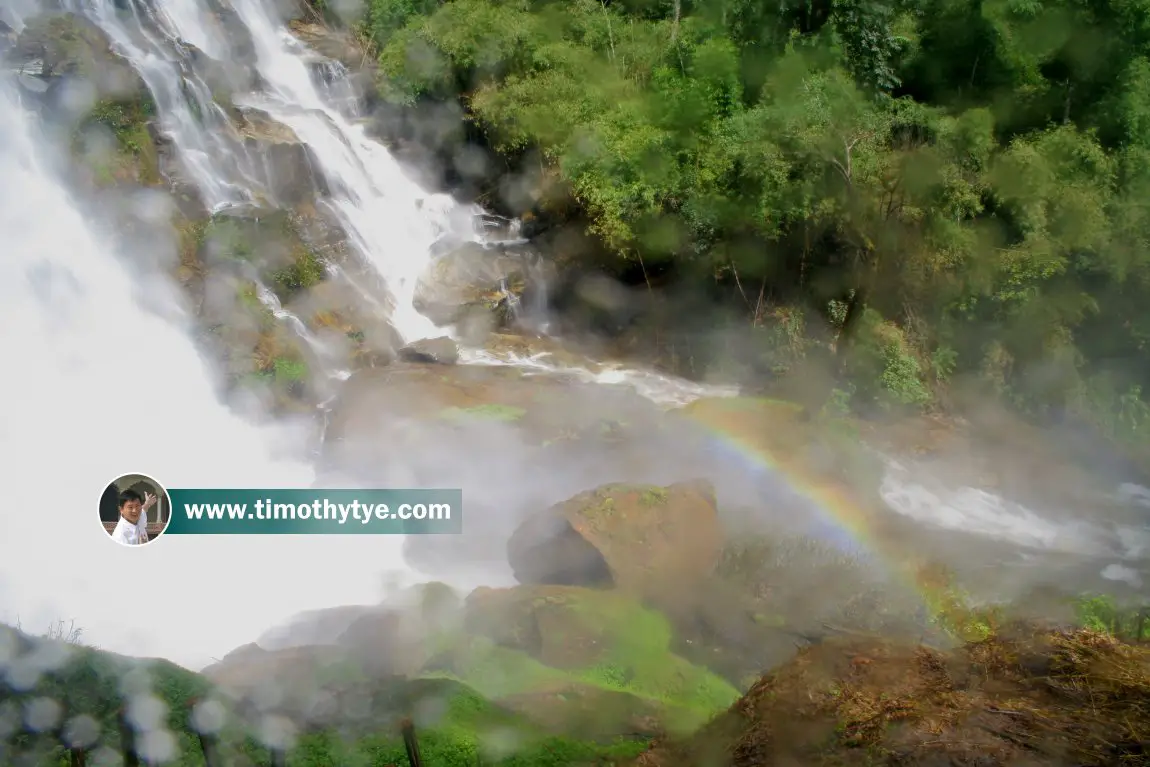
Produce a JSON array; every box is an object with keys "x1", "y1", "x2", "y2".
[{"x1": 183, "y1": 499, "x2": 452, "y2": 524}]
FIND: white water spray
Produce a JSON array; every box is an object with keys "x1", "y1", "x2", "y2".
[{"x1": 0, "y1": 76, "x2": 412, "y2": 670}]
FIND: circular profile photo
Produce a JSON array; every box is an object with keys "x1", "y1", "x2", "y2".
[{"x1": 99, "y1": 474, "x2": 171, "y2": 546}]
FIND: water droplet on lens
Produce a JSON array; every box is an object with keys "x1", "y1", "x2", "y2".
[
  {"x1": 190, "y1": 698, "x2": 226, "y2": 735},
  {"x1": 257, "y1": 714, "x2": 296, "y2": 751},
  {"x1": 126, "y1": 694, "x2": 167, "y2": 732},
  {"x1": 138, "y1": 729, "x2": 177, "y2": 763},
  {"x1": 0, "y1": 701, "x2": 19, "y2": 738},
  {"x1": 24, "y1": 696, "x2": 62, "y2": 732},
  {"x1": 63, "y1": 713, "x2": 102, "y2": 749}
]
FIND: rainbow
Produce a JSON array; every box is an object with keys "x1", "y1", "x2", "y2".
[{"x1": 673, "y1": 396, "x2": 955, "y2": 625}]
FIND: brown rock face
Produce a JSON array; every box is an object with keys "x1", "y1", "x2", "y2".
[{"x1": 507, "y1": 480, "x2": 724, "y2": 599}]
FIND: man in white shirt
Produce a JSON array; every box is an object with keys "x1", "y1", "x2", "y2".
[{"x1": 110, "y1": 488, "x2": 157, "y2": 546}]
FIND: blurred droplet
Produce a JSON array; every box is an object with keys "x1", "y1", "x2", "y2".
[
  {"x1": 250, "y1": 682, "x2": 284, "y2": 711},
  {"x1": 126, "y1": 693, "x2": 168, "y2": 732},
  {"x1": 340, "y1": 688, "x2": 370, "y2": 721},
  {"x1": 304, "y1": 690, "x2": 337, "y2": 721},
  {"x1": 256, "y1": 713, "x2": 296, "y2": 751},
  {"x1": 89, "y1": 744, "x2": 125, "y2": 766},
  {"x1": 57, "y1": 79, "x2": 97, "y2": 123},
  {"x1": 481, "y1": 727, "x2": 524, "y2": 760},
  {"x1": 63, "y1": 713, "x2": 102, "y2": 749},
  {"x1": 24, "y1": 696, "x2": 61, "y2": 732},
  {"x1": 0, "y1": 700, "x2": 20, "y2": 738},
  {"x1": 118, "y1": 666, "x2": 152, "y2": 698},
  {"x1": 131, "y1": 188, "x2": 173, "y2": 225},
  {"x1": 137, "y1": 729, "x2": 177, "y2": 763},
  {"x1": 0, "y1": 626, "x2": 17, "y2": 669},
  {"x1": 413, "y1": 695, "x2": 447, "y2": 726},
  {"x1": 4, "y1": 660, "x2": 41, "y2": 692},
  {"x1": 24, "y1": 638, "x2": 73, "y2": 674},
  {"x1": 189, "y1": 698, "x2": 226, "y2": 735}
]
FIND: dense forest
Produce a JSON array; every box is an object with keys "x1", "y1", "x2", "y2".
[{"x1": 340, "y1": 0, "x2": 1149, "y2": 452}]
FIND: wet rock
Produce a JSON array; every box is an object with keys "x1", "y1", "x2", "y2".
[
  {"x1": 323, "y1": 363, "x2": 665, "y2": 458},
  {"x1": 480, "y1": 331, "x2": 608, "y2": 371},
  {"x1": 287, "y1": 278, "x2": 403, "y2": 371},
  {"x1": 212, "y1": 7, "x2": 260, "y2": 70},
  {"x1": 397, "y1": 336, "x2": 460, "y2": 365},
  {"x1": 334, "y1": 611, "x2": 432, "y2": 677},
  {"x1": 413, "y1": 241, "x2": 538, "y2": 327},
  {"x1": 235, "y1": 106, "x2": 330, "y2": 206},
  {"x1": 287, "y1": 19, "x2": 365, "y2": 70},
  {"x1": 507, "y1": 480, "x2": 724, "y2": 600},
  {"x1": 9, "y1": 13, "x2": 144, "y2": 103}
]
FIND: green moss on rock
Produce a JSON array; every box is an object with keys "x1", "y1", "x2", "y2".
[
  {"x1": 438, "y1": 403, "x2": 528, "y2": 422},
  {"x1": 270, "y1": 246, "x2": 325, "y2": 295},
  {"x1": 74, "y1": 96, "x2": 161, "y2": 185},
  {"x1": 448, "y1": 586, "x2": 741, "y2": 735}
]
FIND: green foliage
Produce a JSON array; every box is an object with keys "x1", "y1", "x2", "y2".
[
  {"x1": 360, "y1": 0, "x2": 1150, "y2": 442},
  {"x1": 273, "y1": 355, "x2": 308, "y2": 383},
  {"x1": 1074, "y1": 594, "x2": 1150, "y2": 641},
  {"x1": 0, "y1": 624, "x2": 649, "y2": 766},
  {"x1": 270, "y1": 248, "x2": 326, "y2": 296},
  {"x1": 74, "y1": 97, "x2": 161, "y2": 184}
]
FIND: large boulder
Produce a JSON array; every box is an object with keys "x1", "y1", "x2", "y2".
[
  {"x1": 438, "y1": 584, "x2": 740, "y2": 736},
  {"x1": 507, "y1": 481, "x2": 724, "y2": 601},
  {"x1": 413, "y1": 241, "x2": 538, "y2": 328},
  {"x1": 397, "y1": 336, "x2": 459, "y2": 365}
]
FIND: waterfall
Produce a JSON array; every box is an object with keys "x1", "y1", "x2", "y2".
[
  {"x1": 65, "y1": 0, "x2": 271, "y2": 210},
  {"x1": 0, "y1": 73, "x2": 414, "y2": 669},
  {"x1": 227, "y1": 0, "x2": 478, "y2": 343},
  {"x1": 64, "y1": 0, "x2": 483, "y2": 344}
]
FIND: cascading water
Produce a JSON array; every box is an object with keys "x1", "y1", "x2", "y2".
[
  {"x1": 227, "y1": 0, "x2": 479, "y2": 343},
  {"x1": 65, "y1": 0, "x2": 271, "y2": 211},
  {"x1": 0, "y1": 74, "x2": 415, "y2": 670}
]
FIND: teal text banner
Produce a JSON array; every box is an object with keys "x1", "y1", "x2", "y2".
[{"x1": 164, "y1": 489, "x2": 462, "y2": 534}]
